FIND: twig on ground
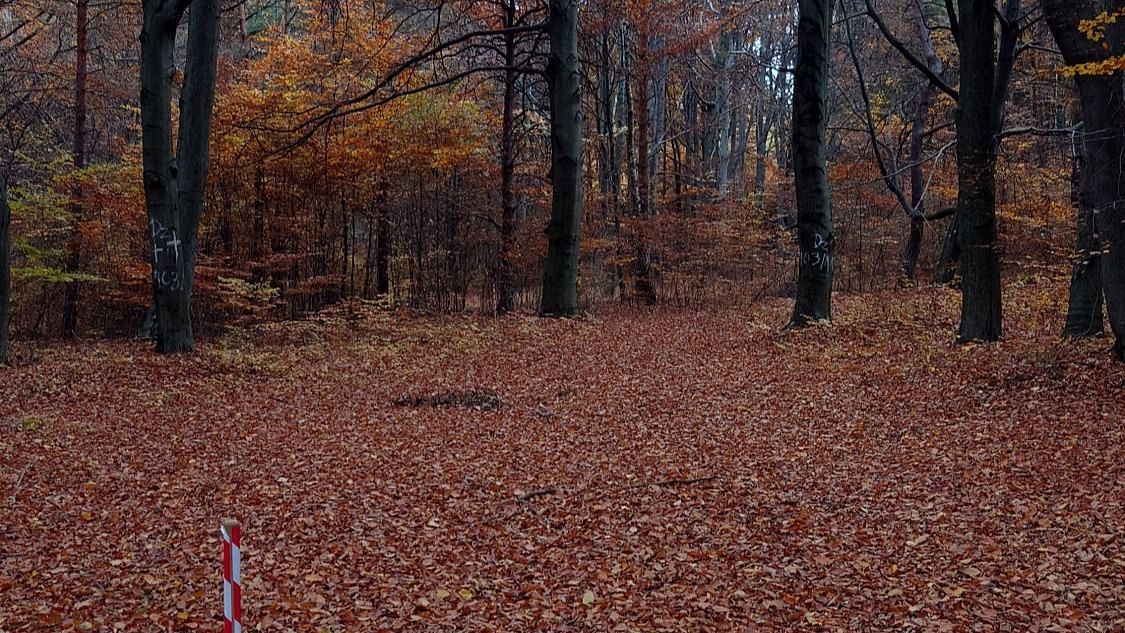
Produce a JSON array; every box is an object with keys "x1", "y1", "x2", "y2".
[{"x1": 7, "y1": 463, "x2": 31, "y2": 508}]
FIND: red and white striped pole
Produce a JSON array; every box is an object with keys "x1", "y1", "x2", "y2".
[{"x1": 221, "y1": 519, "x2": 242, "y2": 633}]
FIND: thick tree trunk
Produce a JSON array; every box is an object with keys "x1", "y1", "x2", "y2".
[
  {"x1": 540, "y1": 0, "x2": 583, "y2": 317},
  {"x1": 1063, "y1": 141, "x2": 1104, "y2": 336},
  {"x1": 0, "y1": 175, "x2": 10, "y2": 363},
  {"x1": 935, "y1": 220, "x2": 959, "y2": 283},
  {"x1": 140, "y1": 1, "x2": 184, "y2": 349},
  {"x1": 790, "y1": 0, "x2": 834, "y2": 326},
  {"x1": 496, "y1": 0, "x2": 518, "y2": 315},
  {"x1": 954, "y1": 0, "x2": 1002, "y2": 342},
  {"x1": 140, "y1": 0, "x2": 220, "y2": 353},
  {"x1": 1044, "y1": 0, "x2": 1123, "y2": 352},
  {"x1": 1072, "y1": 77, "x2": 1125, "y2": 356},
  {"x1": 62, "y1": 0, "x2": 88, "y2": 338}
]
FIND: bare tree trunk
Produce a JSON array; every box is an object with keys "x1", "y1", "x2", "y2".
[
  {"x1": 1044, "y1": 0, "x2": 1122, "y2": 348},
  {"x1": 903, "y1": 1, "x2": 942, "y2": 280},
  {"x1": 540, "y1": 0, "x2": 583, "y2": 316},
  {"x1": 631, "y1": 33, "x2": 656, "y2": 305},
  {"x1": 754, "y1": 109, "x2": 769, "y2": 196},
  {"x1": 140, "y1": 0, "x2": 220, "y2": 353},
  {"x1": 1063, "y1": 138, "x2": 1105, "y2": 336},
  {"x1": 954, "y1": 0, "x2": 1002, "y2": 342},
  {"x1": 62, "y1": 0, "x2": 88, "y2": 337},
  {"x1": 376, "y1": 183, "x2": 390, "y2": 297},
  {"x1": 714, "y1": 28, "x2": 735, "y2": 197},
  {"x1": 496, "y1": 0, "x2": 518, "y2": 314},
  {"x1": 790, "y1": 0, "x2": 834, "y2": 326}
]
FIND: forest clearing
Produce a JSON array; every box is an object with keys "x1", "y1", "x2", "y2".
[{"x1": 2, "y1": 281, "x2": 1123, "y2": 631}]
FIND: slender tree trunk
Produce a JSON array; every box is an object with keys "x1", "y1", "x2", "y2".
[
  {"x1": 140, "y1": 0, "x2": 220, "y2": 353},
  {"x1": 683, "y1": 80, "x2": 701, "y2": 196},
  {"x1": 496, "y1": 0, "x2": 518, "y2": 314},
  {"x1": 790, "y1": 0, "x2": 834, "y2": 326},
  {"x1": 376, "y1": 207, "x2": 390, "y2": 297},
  {"x1": 714, "y1": 28, "x2": 734, "y2": 197},
  {"x1": 903, "y1": 1, "x2": 941, "y2": 280},
  {"x1": 0, "y1": 174, "x2": 10, "y2": 363},
  {"x1": 632, "y1": 36, "x2": 656, "y2": 305},
  {"x1": 754, "y1": 110, "x2": 769, "y2": 196},
  {"x1": 901, "y1": 88, "x2": 929, "y2": 280},
  {"x1": 596, "y1": 26, "x2": 616, "y2": 206},
  {"x1": 540, "y1": 0, "x2": 583, "y2": 316},
  {"x1": 954, "y1": 0, "x2": 1002, "y2": 342},
  {"x1": 636, "y1": 50, "x2": 651, "y2": 219},
  {"x1": 62, "y1": 0, "x2": 89, "y2": 337}
]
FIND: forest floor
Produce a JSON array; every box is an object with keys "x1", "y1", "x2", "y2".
[{"x1": 1, "y1": 279, "x2": 1123, "y2": 632}]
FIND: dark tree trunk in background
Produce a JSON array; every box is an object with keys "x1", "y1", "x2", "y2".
[
  {"x1": 631, "y1": 36, "x2": 656, "y2": 305},
  {"x1": 140, "y1": 0, "x2": 220, "y2": 353},
  {"x1": 790, "y1": 0, "x2": 834, "y2": 326},
  {"x1": 62, "y1": 0, "x2": 88, "y2": 338},
  {"x1": 0, "y1": 175, "x2": 10, "y2": 363},
  {"x1": 1045, "y1": 0, "x2": 1124, "y2": 350},
  {"x1": 540, "y1": 0, "x2": 583, "y2": 317},
  {"x1": 376, "y1": 214, "x2": 390, "y2": 297},
  {"x1": 954, "y1": 0, "x2": 1002, "y2": 342},
  {"x1": 496, "y1": 0, "x2": 518, "y2": 315}
]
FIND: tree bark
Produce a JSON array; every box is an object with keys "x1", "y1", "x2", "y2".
[
  {"x1": 790, "y1": 0, "x2": 834, "y2": 326},
  {"x1": 496, "y1": 0, "x2": 518, "y2": 315},
  {"x1": 140, "y1": 0, "x2": 220, "y2": 353},
  {"x1": 62, "y1": 0, "x2": 88, "y2": 338},
  {"x1": 1063, "y1": 139, "x2": 1105, "y2": 337},
  {"x1": 1044, "y1": 0, "x2": 1124, "y2": 351},
  {"x1": 954, "y1": 0, "x2": 1002, "y2": 342},
  {"x1": 631, "y1": 30, "x2": 656, "y2": 305},
  {"x1": 376, "y1": 180, "x2": 391, "y2": 297},
  {"x1": 714, "y1": 27, "x2": 735, "y2": 197},
  {"x1": 540, "y1": 0, "x2": 583, "y2": 317},
  {"x1": 903, "y1": 1, "x2": 942, "y2": 280}
]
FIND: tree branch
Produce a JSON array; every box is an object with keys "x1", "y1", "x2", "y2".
[{"x1": 865, "y1": 0, "x2": 959, "y2": 101}]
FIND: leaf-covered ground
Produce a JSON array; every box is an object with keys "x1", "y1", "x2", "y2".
[{"x1": 2, "y1": 282, "x2": 1123, "y2": 631}]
